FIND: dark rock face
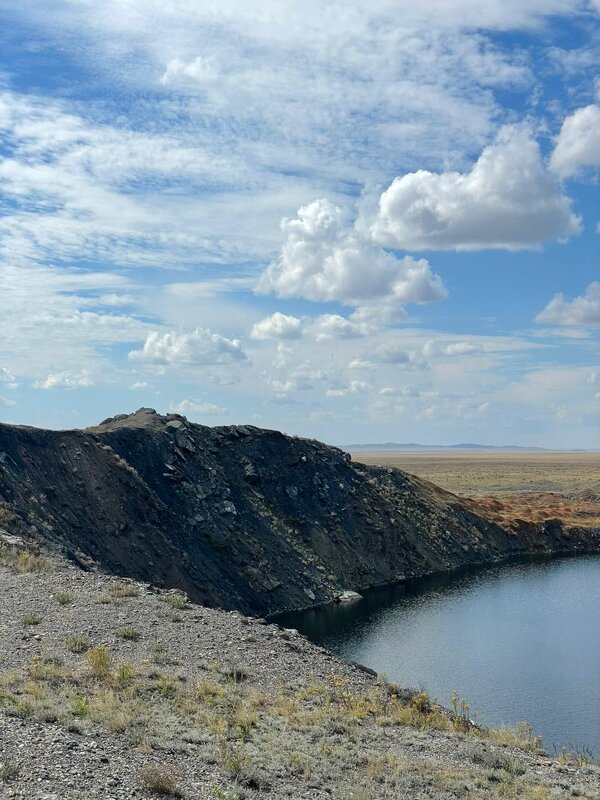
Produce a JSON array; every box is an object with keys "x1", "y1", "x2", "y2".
[{"x1": 0, "y1": 409, "x2": 597, "y2": 615}]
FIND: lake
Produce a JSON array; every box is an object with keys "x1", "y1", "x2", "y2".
[{"x1": 278, "y1": 555, "x2": 600, "y2": 756}]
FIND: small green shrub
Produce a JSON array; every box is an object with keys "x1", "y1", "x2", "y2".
[
  {"x1": 71, "y1": 696, "x2": 90, "y2": 717},
  {"x1": 116, "y1": 626, "x2": 140, "y2": 641},
  {"x1": 159, "y1": 592, "x2": 188, "y2": 610},
  {"x1": 53, "y1": 591, "x2": 74, "y2": 605},
  {"x1": 21, "y1": 613, "x2": 41, "y2": 626},
  {"x1": 149, "y1": 642, "x2": 168, "y2": 664},
  {"x1": 109, "y1": 582, "x2": 139, "y2": 599},
  {"x1": 114, "y1": 663, "x2": 136, "y2": 683},
  {"x1": 66, "y1": 635, "x2": 90, "y2": 653},
  {"x1": 222, "y1": 666, "x2": 249, "y2": 684},
  {"x1": 0, "y1": 761, "x2": 19, "y2": 782},
  {"x1": 0, "y1": 545, "x2": 51, "y2": 574},
  {"x1": 86, "y1": 646, "x2": 112, "y2": 677}
]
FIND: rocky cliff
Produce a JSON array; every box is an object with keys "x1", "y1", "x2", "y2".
[{"x1": 0, "y1": 408, "x2": 597, "y2": 615}]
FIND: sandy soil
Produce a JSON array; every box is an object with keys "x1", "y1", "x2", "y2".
[{"x1": 350, "y1": 451, "x2": 600, "y2": 529}]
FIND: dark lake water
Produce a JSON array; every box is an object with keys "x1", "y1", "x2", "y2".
[{"x1": 278, "y1": 556, "x2": 600, "y2": 756}]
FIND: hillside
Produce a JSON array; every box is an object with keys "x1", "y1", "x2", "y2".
[
  {"x1": 0, "y1": 560, "x2": 599, "y2": 800},
  {"x1": 0, "y1": 408, "x2": 598, "y2": 617}
]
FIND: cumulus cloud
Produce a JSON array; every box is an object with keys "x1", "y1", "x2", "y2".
[
  {"x1": 270, "y1": 365, "x2": 327, "y2": 395},
  {"x1": 371, "y1": 126, "x2": 581, "y2": 251},
  {"x1": 374, "y1": 344, "x2": 426, "y2": 367},
  {"x1": 326, "y1": 380, "x2": 371, "y2": 398},
  {"x1": 535, "y1": 282, "x2": 600, "y2": 327},
  {"x1": 348, "y1": 359, "x2": 375, "y2": 370},
  {"x1": 423, "y1": 340, "x2": 483, "y2": 357},
  {"x1": 251, "y1": 312, "x2": 302, "y2": 340},
  {"x1": 34, "y1": 370, "x2": 95, "y2": 389},
  {"x1": 311, "y1": 315, "x2": 365, "y2": 341},
  {"x1": 379, "y1": 385, "x2": 420, "y2": 397},
  {"x1": 169, "y1": 399, "x2": 226, "y2": 416},
  {"x1": 259, "y1": 199, "x2": 446, "y2": 317},
  {"x1": 550, "y1": 103, "x2": 600, "y2": 178},
  {"x1": 129, "y1": 328, "x2": 246, "y2": 366}
]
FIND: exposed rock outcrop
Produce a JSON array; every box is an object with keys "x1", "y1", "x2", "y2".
[{"x1": 0, "y1": 408, "x2": 597, "y2": 616}]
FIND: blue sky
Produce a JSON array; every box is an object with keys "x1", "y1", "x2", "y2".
[{"x1": 0, "y1": 0, "x2": 598, "y2": 447}]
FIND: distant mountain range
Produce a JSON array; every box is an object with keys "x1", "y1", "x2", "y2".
[{"x1": 344, "y1": 442, "x2": 554, "y2": 452}]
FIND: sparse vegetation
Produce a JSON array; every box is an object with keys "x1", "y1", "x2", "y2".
[
  {"x1": 159, "y1": 592, "x2": 188, "y2": 610},
  {"x1": 85, "y1": 646, "x2": 112, "y2": 677},
  {"x1": 138, "y1": 765, "x2": 182, "y2": 797},
  {"x1": 149, "y1": 642, "x2": 168, "y2": 665},
  {"x1": 0, "y1": 615, "x2": 593, "y2": 800},
  {"x1": 116, "y1": 626, "x2": 140, "y2": 641},
  {"x1": 96, "y1": 581, "x2": 140, "y2": 605},
  {"x1": 21, "y1": 612, "x2": 41, "y2": 626},
  {"x1": 0, "y1": 545, "x2": 51, "y2": 574},
  {"x1": 0, "y1": 761, "x2": 19, "y2": 782},
  {"x1": 109, "y1": 582, "x2": 139, "y2": 599},
  {"x1": 53, "y1": 591, "x2": 74, "y2": 605},
  {"x1": 66, "y1": 635, "x2": 90, "y2": 653}
]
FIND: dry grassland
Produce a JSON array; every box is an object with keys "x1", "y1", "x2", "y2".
[{"x1": 351, "y1": 451, "x2": 600, "y2": 529}]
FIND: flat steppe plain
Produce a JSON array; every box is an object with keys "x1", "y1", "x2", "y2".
[{"x1": 350, "y1": 451, "x2": 600, "y2": 529}]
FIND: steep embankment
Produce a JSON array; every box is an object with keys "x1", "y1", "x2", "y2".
[{"x1": 0, "y1": 408, "x2": 597, "y2": 616}]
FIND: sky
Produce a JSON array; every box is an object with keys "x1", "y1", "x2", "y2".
[{"x1": 0, "y1": 1, "x2": 598, "y2": 448}]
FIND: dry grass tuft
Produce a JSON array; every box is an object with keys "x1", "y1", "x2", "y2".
[
  {"x1": 85, "y1": 646, "x2": 112, "y2": 677},
  {"x1": 138, "y1": 765, "x2": 182, "y2": 797},
  {"x1": 21, "y1": 613, "x2": 41, "y2": 626},
  {"x1": 53, "y1": 591, "x2": 74, "y2": 606},
  {"x1": 116, "y1": 626, "x2": 140, "y2": 641},
  {"x1": 66, "y1": 635, "x2": 90, "y2": 654},
  {"x1": 0, "y1": 545, "x2": 52, "y2": 574}
]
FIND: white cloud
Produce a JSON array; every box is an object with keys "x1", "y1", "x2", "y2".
[
  {"x1": 550, "y1": 103, "x2": 600, "y2": 178},
  {"x1": 0, "y1": 89, "x2": 263, "y2": 271},
  {"x1": 251, "y1": 312, "x2": 302, "y2": 340},
  {"x1": 131, "y1": 381, "x2": 150, "y2": 390},
  {"x1": 371, "y1": 126, "x2": 581, "y2": 251},
  {"x1": 0, "y1": 263, "x2": 149, "y2": 383},
  {"x1": 34, "y1": 370, "x2": 95, "y2": 390},
  {"x1": 259, "y1": 199, "x2": 446, "y2": 316},
  {"x1": 326, "y1": 380, "x2": 371, "y2": 398},
  {"x1": 0, "y1": 367, "x2": 17, "y2": 389},
  {"x1": 423, "y1": 339, "x2": 483, "y2": 357},
  {"x1": 535, "y1": 282, "x2": 600, "y2": 327},
  {"x1": 379, "y1": 385, "x2": 420, "y2": 397},
  {"x1": 312, "y1": 315, "x2": 365, "y2": 341},
  {"x1": 374, "y1": 344, "x2": 426, "y2": 366},
  {"x1": 161, "y1": 56, "x2": 219, "y2": 85},
  {"x1": 7, "y1": 0, "x2": 549, "y2": 192},
  {"x1": 169, "y1": 399, "x2": 226, "y2": 416},
  {"x1": 129, "y1": 328, "x2": 247, "y2": 366}
]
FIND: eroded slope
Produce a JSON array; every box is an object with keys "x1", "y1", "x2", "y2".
[{"x1": 0, "y1": 409, "x2": 598, "y2": 616}]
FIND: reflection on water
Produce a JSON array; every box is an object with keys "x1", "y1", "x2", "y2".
[{"x1": 278, "y1": 555, "x2": 600, "y2": 755}]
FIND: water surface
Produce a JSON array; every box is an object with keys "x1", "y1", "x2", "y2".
[{"x1": 279, "y1": 556, "x2": 600, "y2": 755}]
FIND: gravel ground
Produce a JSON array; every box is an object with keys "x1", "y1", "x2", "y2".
[{"x1": 1, "y1": 560, "x2": 599, "y2": 800}]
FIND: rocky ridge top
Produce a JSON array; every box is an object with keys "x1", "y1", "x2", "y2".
[{"x1": 0, "y1": 408, "x2": 598, "y2": 616}]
